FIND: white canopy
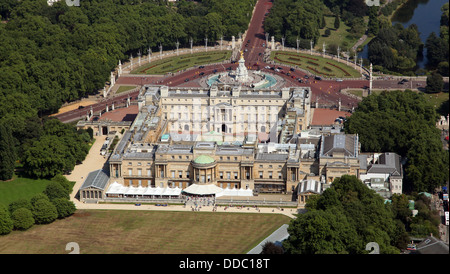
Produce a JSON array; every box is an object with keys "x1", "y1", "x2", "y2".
[
  {"x1": 216, "y1": 187, "x2": 253, "y2": 197},
  {"x1": 183, "y1": 184, "x2": 253, "y2": 197},
  {"x1": 106, "y1": 182, "x2": 182, "y2": 197},
  {"x1": 182, "y1": 183, "x2": 225, "y2": 195}
]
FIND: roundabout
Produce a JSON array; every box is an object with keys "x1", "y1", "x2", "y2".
[{"x1": 204, "y1": 51, "x2": 281, "y2": 89}]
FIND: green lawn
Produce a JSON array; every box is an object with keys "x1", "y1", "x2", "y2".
[
  {"x1": 131, "y1": 50, "x2": 231, "y2": 75},
  {"x1": 316, "y1": 15, "x2": 361, "y2": 52},
  {"x1": 0, "y1": 209, "x2": 291, "y2": 254},
  {"x1": 271, "y1": 51, "x2": 361, "y2": 78},
  {"x1": 0, "y1": 176, "x2": 52, "y2": 207},
  {"x1": 115, "y1": 85, "x2": 137, "y2": 94}
]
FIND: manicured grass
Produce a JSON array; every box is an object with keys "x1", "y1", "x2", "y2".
[
  {"x1": 271, "y1": 51, "x2": 361, "y2": 78},
  {"x1": 425, "y1": 92, "x2": 449, "y2": 109},
  {"x1": 316, "y1": 15, "x2": 361, "y2": 52},
  {"x1": 0, "y1": 176, "x2": 52, "y2": 207},
  {"x1": 115, "y1": 85, "x2": 137, "y2": 94},
  {"x1": 0, "y1": 210, "x2": 291, "y2": 254},
  {"x1": 132, "y1": 50, "x2": 231, "y2": 75}
]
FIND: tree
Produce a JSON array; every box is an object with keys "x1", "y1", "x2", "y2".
[
  {"x1": 8, "y1": 198, "x2": 32, "y2": 214},
  {"x1": 32, "y1": 198, "x2": 58, "y2": 224},
  {"x1": 426, "y1": 32, "x2": 449, "y2": 69},
  {"x1": 261, "y1": 242, "x2": 284, "y2": 254},
  {"x1": 0, "y1": 204, "x2": 13, "y2": 235},
  {"x1": 52, "y1": 198, "x2": 76, "y2": 219},
  {"x1": 345, "y1": 90, "x2": 448, "y2": 192},
  {"x1": 11, "y1": 207, "x2": 34, "y2": 230},
  {"x1": 333, "y1": 15, "x2": 340, "y2": 30},
  {"x1": 426, "y1": 72, "x2": 444, "y2": 93},
  {"x1": 43, "y1": 181, "x2": 70, "y2": 201},
  {"x1": 284, "y1": 175, "x2": 401, "y2": 254},
  {"x1": 0, "y1": 122, "x2": 17, "y2": 181}
]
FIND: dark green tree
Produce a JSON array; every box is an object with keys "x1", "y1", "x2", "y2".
[
  {"x1": 426, "y1": 72, "x2": 444, "y2": 93},
  {"x1": 0, "y1": 122, "x2": 17, "y2": 181},
  {"x1": 32, "y1": 198, "x2": 58, "y2": 225},
  {"x1": 11, "y1": 207, "x2": 34, "y2": 231},
  {"x1": 261, "y1": 241, "x2": 284, "y2": 254},
  {"x1": 285, "y1": 175, "x2": 400, "y2": 254},
  {"x1": 334, "y1": 15, "x2": 340, "y2": 30},
  {"x1": 52, "y1": 198, "x2": 76, "y2": 219},
  {"x1": 8, "y1": 198, "x2": 32, "y2": 215},
  {"x1": 43, "y1": 181, "x2": 70, "y2": 201},
  {"x1": 0, "y1": 204, "x2": 13, "y2": 235}
]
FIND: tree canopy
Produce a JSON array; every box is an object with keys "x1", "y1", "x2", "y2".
[
  {"x1": 0, "y1": 0, "x2": 257, "y2": 181},
  {"x1": 344, "y1": 90, "x2": 449, "y2": 193},
  {"x1": 283, "y1": 175, "x2": 401, "y2": 254}
]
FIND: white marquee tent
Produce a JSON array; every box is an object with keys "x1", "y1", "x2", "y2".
[
  {"x1": 105, "y1": 182, "x2": 182, "y2": 198},
  {"x1": 182, "y1": 183, "x2": 253, "y2": 197}
]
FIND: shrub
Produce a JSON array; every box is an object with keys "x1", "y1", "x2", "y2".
[
  {"x1": 43, "y1": 181, "x2": 70, "y2": 201},
  {"x1": 0, "y1": 204, "x2": 13, "y2": 235},
  {"x1": 11, "y1": 208, "x2": 34, "y2": 231},
  {"x1": 8, "y1": 198, "x2": 32, "y2": 214},
  {"x1": 52, "y1": 198, "x2": 76, "y2": 219},
  {"x1": 32, "y1": 199, "x2": 58, "y2": 224}
]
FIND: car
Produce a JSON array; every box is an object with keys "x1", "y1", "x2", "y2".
[
  {"x1": 286, "y1": 72, "x2": 291, "y2": 76},
  {"x1": 262, "y1": 43, "x2": 265, "y2": 47},
  {"x1": 277, "y1": 67, "x2": 283, "y2": 70},
  {"x1": 275, "y1": 69, "x2": 280, "y2": 72},
  {"x1": 245, "y1": 43, "x2": 249, "y2": 47},
  {"x1": 291, "y1": 75, "x2": 296, "y2": 79},
  {"x1": 213, "y1": 69, "x2": 217, "y2": 73},
  {"x1": 184, "y1": 78, "x2": 189, "y2": 82},
  {"x1": 78, "y1": 105, "x2": 85, "y2": 109},
  {"x1": 227, "y1": 66, "x2": 232, "y2": 70},
  {"x1": 298, "y1": 79, "x2": 303, "y2": 83},
  {"x1": 199, "y1": 72, "x2": 205, "y2": 76},
  {"x1": 398, "y1": 81, "x2": 404, "y2": 84},
  {"x1": 314, "y1": 76, "x2": 322, "y2": 80},
  {"x1": 336, "y1": 79, "x2": 343, "y2": 82},
  {"x1": 248, "y1": 40, "x2": 251, "y2": 43},
  {"x1": 290, "y1": 68, "x2": 295, "y2": 72},
  {"x1": 304, "y1": 75, "x2": 309, "y2": 79},
  {"x1": 265, "y1": 66, "x2": 271, "y2": 69},
  {"x1": 199, "y1": 65, "x2": 205, "y2": 69},
  {"x1": 244, "y1": 48, "x2": 248, "y2": 52}
]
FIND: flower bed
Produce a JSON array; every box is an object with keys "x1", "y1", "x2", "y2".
[{"x1": 326, "y1": 62, "x2": 351, "y2": 76}]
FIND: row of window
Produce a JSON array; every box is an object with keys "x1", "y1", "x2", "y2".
[{"x1": 124, "y1": 169, "x2": 286, "y2": 180}]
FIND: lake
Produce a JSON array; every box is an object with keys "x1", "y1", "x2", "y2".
[{"x1": 359, "y1": 0, "x2": 448, "y2": 68}]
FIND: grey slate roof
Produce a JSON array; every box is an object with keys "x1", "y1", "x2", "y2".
[
  {"x1": 320, "y1": 134, "x2": 358, "y2": 158},
  {"x1": 80, "y1": 169, "x2": 109, "y2": 190},
  {"x1": 367, "y1": 152, "x2": 402, "y2": 176}
]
